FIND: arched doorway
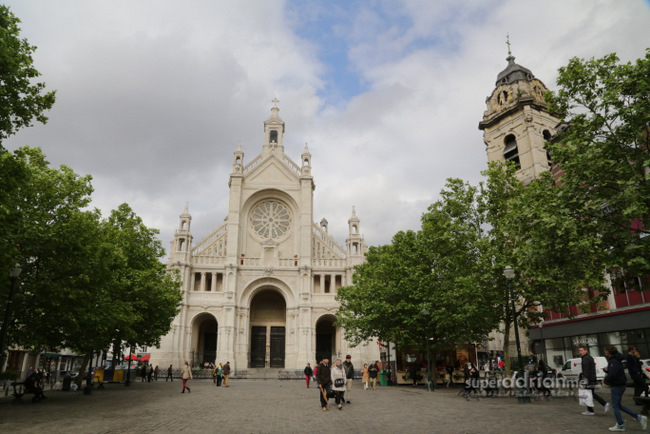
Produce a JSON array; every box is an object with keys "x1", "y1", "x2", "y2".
[
  {"x1": 315, "y1": 315, "x2": 337, "y2": 362},
  {"x1": 249, "y1": 289, "x2": 286, "y2": 368},
  {"x1": 192, "y1": 313, "x2": 218, "y2": 366}
]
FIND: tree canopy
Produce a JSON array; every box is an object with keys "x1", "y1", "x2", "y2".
[
  {"x1": 0, "y1": 147, "x2": 181, "y2": 370},
  {"x1": 336, "y1": 50, "x2": 650, "y2": 372},
  {"x1": 545, "y1": 50, "x2": 650, "y2": 281},
  {"x1": 337, "y1": 177, "x2": 497, "y2": 354},
  {"x1": 0, "y1": 5, "x2": 56, "y2": 147},
  {"x1": 336, "y1": 163, "x2": 607, "y2": 373}
]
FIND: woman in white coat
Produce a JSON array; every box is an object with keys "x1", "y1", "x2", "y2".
[
  {"x1": 180, "y1": 361, "x2": 193, "y2": 393},
  {"x1": 331, "y1": 359, "x2": 346, "y2": 410}
]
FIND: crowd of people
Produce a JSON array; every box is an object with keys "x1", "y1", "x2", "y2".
[
  {"x1": 580, "y1": 345, "x2": 648, "y2": 432},
  {"x1": 175, "y1": 360, "x2": 231, "y2": 393},
  {"x1": 308, "y1": 356, "x2": 382, "y2": 411},
  {"x1": 17, "y1": 343, "x2": 648, "y2": 431},
  {"x1": 305, "y1": 344, "x2": 648, "y2": 432},
  {"x1": 139, "y1": 364, "x2": 159, "y2": 382}
]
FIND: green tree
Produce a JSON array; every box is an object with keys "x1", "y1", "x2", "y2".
[
  {"x1": 1, "y1": 148, "x2": 181, "y2": 380},
  {"x1": 104, "y1": 203, "x2": 182, "y2": 351},
  {"x1": 479, "y1": 163, "x2": 607, "y2": 372},
  {"x1": 0, "y1": 5, "x2": 56, "y2": 147},
  {"x1": 545, "y1": 50, "x2": 650, "y2": 279},
  {"x1": 336, "y1": 179, "x2": 500, "y2": 371},
  {"x1": 0, "y1": 146, "x2": 93, "y2": 328},
  {"x1": 337, "y1": 164, "x2": 609, "y2": 375}
]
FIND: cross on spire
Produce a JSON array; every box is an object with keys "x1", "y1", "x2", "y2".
[
  {"x1": 506, "y1": 33, "x2": 512, "y2": 55},
  {"x1": 272, "y1": 97, "x2": 279, "y2": 107}
]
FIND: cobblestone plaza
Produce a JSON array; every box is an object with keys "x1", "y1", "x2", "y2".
[{"x1": 1, "y1": 379, "x2": 647, "y2": 433}]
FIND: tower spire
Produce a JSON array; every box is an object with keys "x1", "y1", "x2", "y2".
[{"x1": 505, "y1": 33, "x2": 515, "y2": 62}]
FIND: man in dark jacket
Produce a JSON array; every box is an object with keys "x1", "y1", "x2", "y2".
[
  {"x1": 317, "y1": 358, "x2": 331, "y2": 410},
  {"x1": 626, "y1": 346, "x2": 647, "y2": 400},
  {"x1": 303, "y1": 363, "x2": 313, "y2": 388},
  {"x1": 604, "y1": 346, "x2": 647, "y2": 432},
  {"x1": 342, "y1": 355, "x2": 354, "y2": 404},
  {"x1": 369, "y1": 361, "x2": 379, "y2": 390},
  {"x1": 579, "y1": 346, "x2": 609, "y2": 415}
]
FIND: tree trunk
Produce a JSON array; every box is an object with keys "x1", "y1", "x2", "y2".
[
  {"x1": 75, "y1": 350, "x2": 91, "y2": 389},
  {"x1": 110, "y1": 341, "x2": 118, "y2": 369}
]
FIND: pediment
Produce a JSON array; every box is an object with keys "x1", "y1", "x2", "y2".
[{"x1": 245, "y1": 156, "x2": 299, "y2": 186}]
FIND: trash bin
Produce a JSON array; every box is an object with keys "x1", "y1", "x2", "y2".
[
  {"x1": 380, "y1": 370, "x2": 388, "y2": 386},
  {"x1": 62, "y1": 374, "x2": 72, "y2": 391}
]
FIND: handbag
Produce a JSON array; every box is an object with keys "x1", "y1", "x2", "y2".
[
  {"x1": 578, "y1": 387, "x2": 594, "y2": 407},
  {"x1": 334, "y1": 378, "x2": 345, "y2": 387}
]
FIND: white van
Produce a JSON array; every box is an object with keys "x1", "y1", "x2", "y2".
[{"x1": 559, "y1": 357, "x2": 608, "y2": 381}]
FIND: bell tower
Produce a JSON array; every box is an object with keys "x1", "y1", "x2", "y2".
[
  {"x1": 170, "y1": 202, "x2": 193, "y2": 265},
  {"x1": 346, "y1": 207, "x2": 366, "y2": 260},
  {"x1": 263, "y1": 97, "x2": 285, "y2": 152},
  {"x1": 478, "y1": 37, "x2": 560, "y2": 185}
]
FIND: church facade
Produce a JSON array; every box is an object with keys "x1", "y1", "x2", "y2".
[{"x1": 151, "y1": 102, "x2": 380, "y2": 373}]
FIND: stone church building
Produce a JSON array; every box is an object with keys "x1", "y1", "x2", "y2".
[{"x1": 150, "y1": 101, "x2": 380, "y2": 374}]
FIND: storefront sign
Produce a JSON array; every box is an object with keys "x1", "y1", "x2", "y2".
[{"x1": 571, "y1": 337, "x2": 598, "y2": 346}]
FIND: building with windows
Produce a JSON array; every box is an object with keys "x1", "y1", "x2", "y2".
[
  {"x1": 150, "y1": 101, "x2": 380, "y2": 375},
  {"x1": 479, "y1": 50, "x2": 650, "y2": 371}
]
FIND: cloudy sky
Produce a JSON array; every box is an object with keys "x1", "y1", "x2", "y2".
[{"x1": 4, "y1": 0, "x2": 650, "y2": 252}]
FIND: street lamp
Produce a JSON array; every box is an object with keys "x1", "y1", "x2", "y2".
[
  {"x1": 421, "y1": 308, "x2": 433, "y2": 392},
  {"x1": 503, "y1": 265, "x2": 529, "y2": 403},
  {"x1": 0, "y1": 265, "x2": 22, "y2": 374}
]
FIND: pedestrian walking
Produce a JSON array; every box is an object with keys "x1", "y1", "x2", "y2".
[
  {"x1": 331, "y1": 359, "x2": 346, "y2": 410},
  {"x1": 369, "y1": 361, "x2": 379, "y2": 390},
  {"x1": 445, "y1": 364, "x2": 454, "y2": 388},
  {"x1": 216, "y1": 363, "x2": 223, "y2": 386},
  {"x1": 223, "y1": 361, "x2": 231, "y2": 387},
  {"x1": 409, "y1": 364, "x2": 418, "y2": 387},
  {"x1": 361, "y1": 363, "x2": 369, "y2": 390},
  {"x1": 212, "y1": 364, "x2": 218, "y2": 385},
  {"x1": 166, "y1": 365, "x2": 173, "y2": 382},
  {"x1": 626, "y1": 346, "x2": 647, "y2": 401},
  {"x1": 181, "y1": 361, "x2": 192, "y2": 393},
  {"x1": 154, "y1": 365, "x2": 159, "y2": 381},
  {"x1": 304, "y1": 363, "x2": 313, "y2": 388},
  {"x1": 603, "y1": 346, "x2": 647, "y2": 431},
  {"x1": 317, "y1": 357, "x2": 332, "y2": 411},
  {"x1": 342, "y1": 355, "x2": 354, "y2": 403},
  {"x1": 579, "y1": 345, "x2": 609, "y2": 416}
]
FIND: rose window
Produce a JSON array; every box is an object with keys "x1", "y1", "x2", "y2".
[{"x1": 250, "y1": 201, "x2": 292, "y2": 239}]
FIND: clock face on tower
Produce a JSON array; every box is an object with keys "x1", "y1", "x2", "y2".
[{"x1": 250, "y1": 200, "x2": 292, "y2": 239}]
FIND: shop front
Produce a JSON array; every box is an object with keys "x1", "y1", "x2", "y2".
[
  {"x1": 394, "y1": 344, "x2": 478, "y2": 386},
  {"x1": 529, "y1": 307, "x2": 650, "y2": 372}
]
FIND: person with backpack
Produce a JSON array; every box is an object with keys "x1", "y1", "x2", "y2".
[{"x1": 604, "y1": 346, "x2": 647, "y2": 432}]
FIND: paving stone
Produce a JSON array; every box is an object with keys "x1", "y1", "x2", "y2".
[{"x1": 0, "y1": 379, "x2": 646, "y2": 433}]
